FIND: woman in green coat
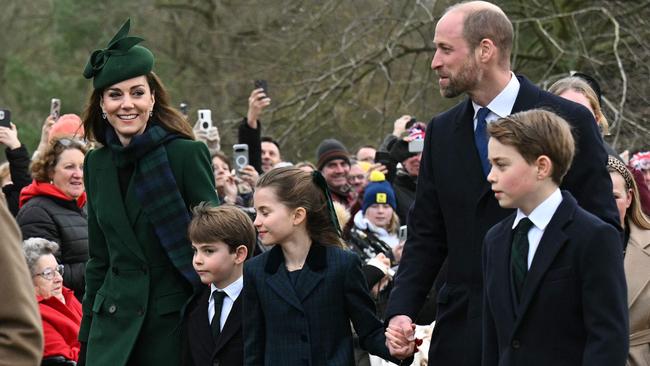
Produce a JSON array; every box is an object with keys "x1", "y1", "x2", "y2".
[{"x1": 78, "y1": 20, "x2": 218, "y2": 365}]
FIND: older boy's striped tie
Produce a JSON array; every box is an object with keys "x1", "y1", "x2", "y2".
[
  {"x1": 211, "y1": 291, "x2": 226, "y2": 340},
  {"x1": 511, "y1": 218, "x2": 534, "y2": 303}
]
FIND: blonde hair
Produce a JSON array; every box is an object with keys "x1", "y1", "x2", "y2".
[
  {"x1": 607, "y1": 156, "x2": 650, "y2": 230},
  {"x1": 548, "y1": 76, "x2": 609, "y2": 135}
]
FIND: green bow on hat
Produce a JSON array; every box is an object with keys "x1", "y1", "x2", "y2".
[{"x1": 83, "y1": 19, "x2": 155, "y2": 90}]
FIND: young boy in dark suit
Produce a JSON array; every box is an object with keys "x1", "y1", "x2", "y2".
[
  {"x1": 482, "y1": 109, "x2": 628, "y2": 366},
  {"x1": 184, "y1": 203, "x2": 255, "y2": 366}
]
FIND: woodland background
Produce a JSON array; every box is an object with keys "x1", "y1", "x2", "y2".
[{"x1": 1, "y1": 0, "x2": 648, "y2": 162}]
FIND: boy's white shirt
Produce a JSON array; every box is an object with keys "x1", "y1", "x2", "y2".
[
  {"x1": 512, "y1": 188, "x2": 563, "y2": 269},
  {"x1": 208, "y1": 275, "x2": 243, "y2": 330}
]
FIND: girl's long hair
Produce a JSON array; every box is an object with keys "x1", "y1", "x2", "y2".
[{"x1": 256, "y1": 167, "x2": 345, "y2": 248}]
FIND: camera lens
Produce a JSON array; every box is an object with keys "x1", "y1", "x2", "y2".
[
  {"x1": 236, "y1": 155, "x2": 247, "y2": 168},
  {"x1": 202, "y1": 121, "x2": 209, "y2": 130}
]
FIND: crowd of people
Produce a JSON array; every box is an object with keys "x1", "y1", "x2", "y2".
[{"x1": 0, "y1": 1, "x2": 649, "y2": 366}]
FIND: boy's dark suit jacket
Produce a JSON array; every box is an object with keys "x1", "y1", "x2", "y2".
[
  {"x1": 482, "y1": 191, "x2": 628, "y2": 366},
  {"x1": 185, "y1": 287, "x2": 243, "y2": 366},
  {"x1": 385, "y1": 75, "x2": 620, "y2": 366},
  {"x1": 243, "y1": 244, "x2": 399, "y2": 366}
]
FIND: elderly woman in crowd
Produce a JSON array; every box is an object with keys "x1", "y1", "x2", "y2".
[
  {"x1": 24, "y1": 237, "x2": 82, "y2": 363},
  {"x1": 607, "y1": 156, "x2": 650, "y2": 366},
  {"x1": 16, "y1": 137, "x2": 88, "y2": 301},
  {"x1": 78, "y1": 19, "x2": 218, "y2": 365}
]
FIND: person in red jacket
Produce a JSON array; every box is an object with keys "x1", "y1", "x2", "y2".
[{"x1": 23, "y1": 237, "x2": 82, "y2": 362}]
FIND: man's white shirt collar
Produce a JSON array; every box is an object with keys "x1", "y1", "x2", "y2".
[{"x1": 472, "y1": 72, "x2": 521, "y2": 122}]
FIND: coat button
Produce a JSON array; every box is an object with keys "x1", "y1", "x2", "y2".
[
  {"x1": 141, "y1": 266, "x2": 148, "y2": 274},
  {"x1": 512, "y1": 339, "x2": 521, "y2": 349},
  {"x1": 137, "y1": 307, "x2": 144, "y2": 316},
  {"x1": 108, "y1": 304, "x2": 117, "y2": 314}
]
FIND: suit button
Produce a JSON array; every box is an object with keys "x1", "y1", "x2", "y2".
[
  {"x1": 108, "y1": 304, "x2": 117, "y2": 314},
  {"x1": 512, "y1": 339, "x2": 520, "y2": 349},
  {"x1": 301, "y1": 334, "x2": 308, "y2": 342}
]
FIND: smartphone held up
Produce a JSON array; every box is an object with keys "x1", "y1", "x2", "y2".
[
  {"x1": 0, "y1": 109, "x2": 11, "y2": 128},
  {"x1": 50, "y1": 98, "x2": 61, "y2": 121}
]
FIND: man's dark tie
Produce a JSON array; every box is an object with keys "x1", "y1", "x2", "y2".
[
  {"x1": 211, "y1": 290, "x2": 227, "y2": 340},
  {"x1": 474, "y1": 107, "x2": 491, "y2": 176},
  {"x1": 511, "y1": 217, "x2": 534, "y2": 303}
]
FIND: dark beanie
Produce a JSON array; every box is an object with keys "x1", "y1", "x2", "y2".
[
  {"x1": 83, "y1": 19, "x2": 155, "y2": 90},
  {"x1": 316, "y1": 139, "x2": 350, "y2": 170}
]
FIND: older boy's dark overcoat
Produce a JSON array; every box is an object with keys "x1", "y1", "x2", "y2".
[{"x1": 482, "y1": 191, "x2": 628, "y2": 365}]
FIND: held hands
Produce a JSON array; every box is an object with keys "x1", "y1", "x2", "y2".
[
  {"x1": 0, "y1": 123, "x2": 21, "y2": 150},
  {"x1": 386, "y1": 315, "x2": 418, "y2": 359},
  {"x1": 247, "y1": 88, "x2": 271, "y2": 129}
]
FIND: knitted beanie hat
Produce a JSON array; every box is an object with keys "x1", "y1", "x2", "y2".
[
  {"x1": 362, "y1": 171, "x2": 396, "y2": 212},
  {"x1": 48, "y1": 114, "x2": 85, "y2": 142},
  {"x1": 316, "y1": 138, "x2": 350, "y2": 170}
]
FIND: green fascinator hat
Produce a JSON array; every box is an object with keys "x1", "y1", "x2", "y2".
[{"x1": 83, "y1": 19, "x2": 154, "y2": 90}]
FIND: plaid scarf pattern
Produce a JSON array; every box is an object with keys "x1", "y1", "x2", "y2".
[{"x1": 107, "y1": 124, "x2": 200, "y2": 287}]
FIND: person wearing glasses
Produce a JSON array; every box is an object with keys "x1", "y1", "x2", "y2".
[
  {"x1": 78, "y1": 19, "x2": 218, "y2": 366},
  {"x1": 16, "y1": 137, "x2": 88, "y2": 302},
  {"x1": 23, "y1": 237, "x2": 82, "y2": 364}
]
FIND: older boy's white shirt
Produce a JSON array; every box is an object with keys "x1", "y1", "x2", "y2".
[
  {"x1": 472, "y1": 72, "x2": 521, "y2": 129},
  {"x1": 512, "y1": 188, "x2": 563, "y2": 269},
  {"x1": 208, "y1": 275, "x2": 243, "y2": 330}
]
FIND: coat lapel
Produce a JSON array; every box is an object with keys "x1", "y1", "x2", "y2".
[
  {"x1": 213, "y1": 296, "x2": 242, "y2": 355},
  {"x1": 491, "y1": 216, "x2": 518, "y2": 323},
  {"x1": 513, "y1": 194, "x2": 575, "y2": 330},
  {"x1": 625, "y1": 224, "x2": 650, "y2": 307},
  {"x1": 452, "y1": 100, "x2": 491, "y2": 199},
  {"x1": 294, "y1": 245, "x2": 327, "y2": 302},
  {"x1": 265, "y1": 246, "x2": 304, "y2": 312},
  {"x1": 94, "y1": 158, "x2": 146, "y2": 262}
]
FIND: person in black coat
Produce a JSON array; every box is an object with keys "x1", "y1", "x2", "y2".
[
  {"x1": 16, "y1": 138, "x2": 88, "y2": 301},
  {"x1": 482, "y1": 111, "x2": 627, "y2": 366},
  {"x1": 184, "y1": 204, "x2": 255, "y2": 366},
  {"x1": 384, "y1": 2, "x2": 620, "y2": 364},
  {"x1": 0, "y1": 122, "x2": 32, "y2": 216}
]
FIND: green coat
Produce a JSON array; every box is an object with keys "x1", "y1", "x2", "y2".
[{"x1": 79, "y1": 139, "x2": 218, "y2": 366}]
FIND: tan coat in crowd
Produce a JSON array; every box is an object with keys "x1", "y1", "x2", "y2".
[
  {"x1": 0, "y1": 199, "x2": 43, "y2": 365},
  {"x1": 626, "y1": 223, "x2": 650, "y2": 366}
]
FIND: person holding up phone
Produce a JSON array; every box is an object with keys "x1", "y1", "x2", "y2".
[
  {"x1": 238, "y1": 82, "x2": 285, "y2": 174},
  {"x1": 0, "y1": 117, "x2": 32, "y2": 216}
]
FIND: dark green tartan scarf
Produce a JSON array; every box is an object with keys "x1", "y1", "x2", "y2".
[{"x1": 107, "y1": 124, "x2": 200, "y2": 288}]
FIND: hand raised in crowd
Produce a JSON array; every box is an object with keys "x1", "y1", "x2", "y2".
[
  {"x1": 385, "y1": 315, "x2": 416, "y2": 359},
  {"x1": 237, "y1": 164, "x2": 259, "y2": 190},
  {"x1": 369, "y1": 162, "x2": 388, "y2": 175},
  {"x1": 36, "y1": 115, "x2": 56, "y2": 154},
  {"x1": 214, "y1": 166, "x2": 238, "y2": 205},
  {"x1": 246, "y1": 88, "x2": 271, "y2": 129},
  {"x1": 0, "y1": 123, "x2": 21, "y2": 150},
  {"x1": 392, "y1": 115, "x2": 412, "y2": 138}
]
